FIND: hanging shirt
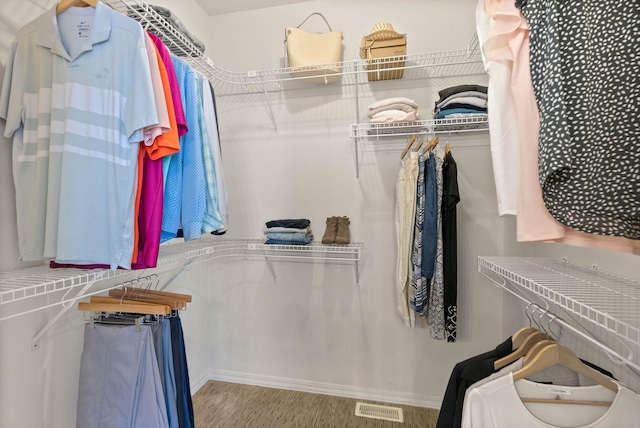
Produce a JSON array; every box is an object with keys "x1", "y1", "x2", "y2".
[
  {"x1": 132, "y1": 37, "x2": 181, "y2": 269},
  {"x1": 442, "y1": 151, "x2": 460, "y2": 342},
  {"x1": 147, "y1": 33, "x2": 187, "y2": 138},
  {"x1": 462, "y1": 374, "x2": 640, "y2": 428},
  {"x1": 482, "y1": 0, "x2": 640, "y2": 253},
  {"x1": 436, "y1": 337, "x2": 513, "y2": 428},
  {"x1": 520, "y1": 0, "x2": 640, "y2": 239},
  {"x1": 142, "y1": 34, "x2": 171, "y2": 146},
  {"x1": 395, "y1": 152, "x2": 419, "y2": 327},
  {"x1": 410, "y1": 155, "x2": 427, "y2": 314},
  {"x1": 195, "y1": 72, "x2": 224, "y2": 233},
  {"x1": 421, "y1": 153, "x2": 438, "y2": 279},
  {"x1": 427, "y1": 153, "x2": 445, "y2": 340},
  {"x1": 0, "y1": 2, "x2": 158, "y2": 268},
  {"x1": 161, "y1": 56, "x2": 206, "y2": 242},
  {"x1": 199, "y1": 72, "x2": 228, "y2": 233},
  {"x1": 475, "y1": 0, "x2": 520, "y2": 216}
]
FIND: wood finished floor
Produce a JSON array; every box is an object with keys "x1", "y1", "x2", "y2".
[{"x1": 192, "y1": 380, "x2": 439, "y2": 428}]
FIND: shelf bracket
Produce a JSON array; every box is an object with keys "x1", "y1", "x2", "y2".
[
  {"x1": 354, "y1": 260, "x2": 360, "y2": 286},
  {"x1": 30, "y1": 279, "x2": 98, "y2": 351},
  {"x1": 264, "y1": 257, "x2": 277, "y2": 282},
  {"x1": 262, "y1": 87, "x2": 278, "y2": 133}
]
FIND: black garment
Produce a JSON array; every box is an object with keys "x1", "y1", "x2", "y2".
[
  {"x1": 520, "y1": 0, "x2": 640, "y2": 238},
  {"x1": 435, "y1": 337, "x2": 513, "y2": 428},
  {"x1": 442, "y1": 152, "x2": 460, "y2": 343},
  {"x1": 170, "y1": 316, "x2": 195, "y2": 428},
  {"x1": 265, "y1": 219, "x2": 311, "y2": 229},
  {"x1": 453, "y1": 359, "x2": 501, "y2": 428},
  {"x1": 436, "y1": 85, "x2": 488, "y2": 103}
]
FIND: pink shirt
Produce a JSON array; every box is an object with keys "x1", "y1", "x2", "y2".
[{"x1": 148, "y1": 32, "x2": 188, "y2": 137}]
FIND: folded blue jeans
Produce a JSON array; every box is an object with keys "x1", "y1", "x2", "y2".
[{"x1": 265, "y1": 231, "x2": 313, "y2": 243}]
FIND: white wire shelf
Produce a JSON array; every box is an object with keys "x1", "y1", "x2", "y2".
[
  {"x1": 350, "y1": 116, "x2": 489, "y2": 139},
  {"x1": 103, "y1": 0, "x2": 485, "y2": 96},
  {"x1": 478, "y1": 257, "x2": 640, "y2": 347},
  {"x1": 0, "y1": 238, "x2": 363, "y2": 311},
  {"x1": 248, "y1": 241, "x2": 362, "y2": 261}
]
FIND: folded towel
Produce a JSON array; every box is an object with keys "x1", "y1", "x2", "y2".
[
  {"x1": 368, "y1": 97, "x2": 419, "y2": 110},
  {"x1": 368, "y1": 103, "x2": 418, "y2": 119},
  {"x1": 370, "y1": 110, "x2": 418, "y2": 123},
  {"x1": 150, "y1": 5, "x2": 206, "y2": 53}
]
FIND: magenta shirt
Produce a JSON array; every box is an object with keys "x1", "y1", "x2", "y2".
[{"x1": 131, "y1": 153, "x2": 164, "y2": 269}]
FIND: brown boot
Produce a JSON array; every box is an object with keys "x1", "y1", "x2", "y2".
[
  {"x1": 335, "y1": 216, "x2": 351, "y2": 244},
  {"x1": 321, "y1": 217, "x2": 338, "y2": 244}
]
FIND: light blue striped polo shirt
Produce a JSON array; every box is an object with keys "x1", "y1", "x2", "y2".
[{"x1": 0, "y1": 2, "x2": 158, "y2": 269}]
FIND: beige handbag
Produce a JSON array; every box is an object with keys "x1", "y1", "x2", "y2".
[{"x1": 285, "y1": 13, "x2": 343, "y2": 83}]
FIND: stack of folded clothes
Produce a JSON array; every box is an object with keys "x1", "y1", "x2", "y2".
[
  {"x1": 368, "y1": 97, "x2": 420, "y2": 123},
  {"x1": 134, "y1": 5, "x2": 207, "y2": 56},
  {"x1": 433, "y1": 84, "x2": 488, "y2": 119},
  {"x1": 264, "y1": 219, "x2": 313, "y2": 245}
]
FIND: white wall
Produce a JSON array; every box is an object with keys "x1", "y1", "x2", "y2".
[
  {"x1": 200, "y1": 0, "x2": 513, "y2": 407},
  {"x1": 0, "y1": 0, "x2": 638, "y2": 426}
]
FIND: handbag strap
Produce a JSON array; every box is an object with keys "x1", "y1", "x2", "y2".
[{"x1": 295, "y1": 12, "x2": 333, "y2": 32}]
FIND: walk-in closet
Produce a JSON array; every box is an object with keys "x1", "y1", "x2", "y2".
[{"x1": 0, "y1": 0, "x2": 638, "y2": 427}]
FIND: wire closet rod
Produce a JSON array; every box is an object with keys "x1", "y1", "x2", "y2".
[{"x1": 479, "y1": 267, "x2": 640, "y2": 376}]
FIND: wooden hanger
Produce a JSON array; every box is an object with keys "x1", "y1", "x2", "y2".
[
  {"x1": 90, "y1": 296, "x2": 160, "y2": 306},
  {"x1": 121, "y1": 275, "x2": 192, "y2": 302},
  {"x1": 512, "y1": 343, "x2": 617, "y2": 406},
  {"x1": 56, "y1": 0, "x2": 97, "y2": 15},
  {"x1": 109, "y1": 289, "x2": 187, "y2": 310},
  {"x1": 512, "y1": 326, "x2": 539, "y2": 350},
  {"x1": 78, "y1": 298, "x2": 170, "y2": 315},
  {"x1": 522, "y1": 339, "x2": 557, "y2": 365},
  {"x1": 400, "y1": 134, "x2": 417, "y2": 160},
  {"x1": 414, "y1": 138, "x2": 425, "y2": 153},
  {"x1": 494, "y1": 330, "x2": 548, "y2": 370},
  {"x1": 107, "y1": 284, "x2": 192, "y2": 302},
  {"x1": 445, "y1": 143, "x2": 451, "y2": 155},
  {"x1": 422, "y1": 136, "x2": 440, "y2": 155}
]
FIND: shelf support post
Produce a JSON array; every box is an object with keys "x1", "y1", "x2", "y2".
[{"x1": 353, "y1": 63, "x2": 361, "y2": 182}]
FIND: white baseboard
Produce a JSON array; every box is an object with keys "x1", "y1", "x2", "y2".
[
  {"x1": 190, "y1": 370, "x2": 210, "y2": 395},
  {"x1": 205, "y1": 369, "x2": 442, "y2": 410}
]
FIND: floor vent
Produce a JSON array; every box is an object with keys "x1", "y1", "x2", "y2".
[{"x1": 355, "y1": 402, "x2": 404, "y2": 423}]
